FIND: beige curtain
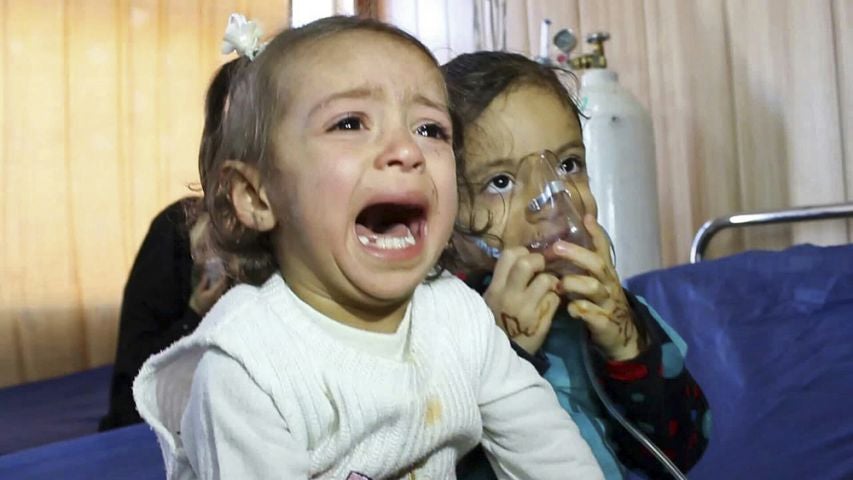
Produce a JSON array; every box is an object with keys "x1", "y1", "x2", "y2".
[
  {"x1": 2, "y1": 0, "x2": 851, "y2": 387},
  {"x1": 377, "y1": 0, "x2": 476, "y2": 63},
  {"x1": 292, "y1": 0, "x2": 354, "y2": 26},
  {"x1": 0, "y1": 0, "x2": 290, "y2": 388},
  {"x1": 381, "y1": 0, "x2": 852, "y2": 264}
]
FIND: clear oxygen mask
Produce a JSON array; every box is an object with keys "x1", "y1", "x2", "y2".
[{"x1": 467, "y1": 150, "x2": 592, "y2": 276}]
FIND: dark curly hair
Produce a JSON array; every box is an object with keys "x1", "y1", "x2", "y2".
[{"x1": 180, "y1": 57, "x2": 246, "y2": 257}]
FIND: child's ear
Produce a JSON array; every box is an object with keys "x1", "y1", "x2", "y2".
[{"x1": 222, "y1": 160, "x2": 276, "y2": 232}]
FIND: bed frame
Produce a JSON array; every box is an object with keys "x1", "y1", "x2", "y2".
[{"x1": 690, "y1": 202, "x2": 853, "y2": 263}]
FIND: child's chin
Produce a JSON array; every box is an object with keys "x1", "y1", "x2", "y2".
[{"x1": 357, "y1": 274, "x2": 422, "y2": 302}]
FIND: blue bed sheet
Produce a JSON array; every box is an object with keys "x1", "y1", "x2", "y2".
[
  {"x1": 2, "y1": 244, "x2": 851, "y2": 479},
  {"x1": 0, "y1": 423, "x2": 162, "y2": 480},
  {"x1": 0, "y1": 365, "x2": 111, "y2": 455},
  {"x1": 626, "y1": 244, "x2": 853, "y2": 480}
]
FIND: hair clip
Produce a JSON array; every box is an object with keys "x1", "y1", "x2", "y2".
[{"x1": 221, "y1": 13, "x2": 266, "y2": 60}]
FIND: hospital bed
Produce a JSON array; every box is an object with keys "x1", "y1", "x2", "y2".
[{"x1": 2, "y1": 203, "x2": 852, "y2": 479}]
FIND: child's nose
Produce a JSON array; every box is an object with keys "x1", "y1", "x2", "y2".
[{"x1": 375, "y1": 129, "x2": 425, "y2": 172}]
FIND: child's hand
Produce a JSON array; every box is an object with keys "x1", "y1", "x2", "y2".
[
  {"x1": 189, "y1": 272, "x2": 229, "y2": 316},
  {"x1": 482, "y1": 247, "x2": 561, "y2": 354},
  {"x1": 553, "y1": 215, "x2": 643, "y2": 361}
]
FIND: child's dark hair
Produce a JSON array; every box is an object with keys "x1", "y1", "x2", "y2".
[
  {"x1": 199, "y1": 57, "x2": 249, "y2": 189},
  {"x1": 442, "y1": 51, "x2": 581, "y2": 139},
  {"x1": 202, "y1": 16, "x2": 451, "y2": 285},
  {"x1": 438, "y1": 51, "x2": 582, "y2": 271},
  {"x1": 183, "y1": 57, "x2": 248, "y2": 245}
]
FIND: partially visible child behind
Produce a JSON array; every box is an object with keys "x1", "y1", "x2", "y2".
[
  {"x1": 100, "y1": 58, "x2": 241, "y2": 431},
  {"x1": 133, "y1": 16, "x2": 604, "y2": 480},
  {"x1": 442, "y1": 52, "x2": 710, "y2": 479}
]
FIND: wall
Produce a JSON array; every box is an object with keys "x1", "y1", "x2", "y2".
[
  {"x1": 2, "y1": 0, "x2": 851, "y2": 386},
  {"x1": 0, "y1": 0, "x2": 290, "y2": 387},
  {"x1": 383, "y1": 0, "x2": 853, "y2": 264}
]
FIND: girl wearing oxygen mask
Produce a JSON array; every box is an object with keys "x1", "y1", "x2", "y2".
[
  {"x1": 467, "y1": 149, "x2": 594, "y2": 278},
  {"x1": 443, "y1": 52, "x2": 711, "y2": 480}
]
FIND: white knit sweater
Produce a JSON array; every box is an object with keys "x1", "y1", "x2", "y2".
[{"x1": 133, "y1": 273, "x2": 603, "y2": 480}]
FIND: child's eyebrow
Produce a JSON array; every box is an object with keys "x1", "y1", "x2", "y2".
[
  {"x1": 468, "y1": 140, "x2": 585, "y2": 179},
  {"x1": 309, "y1": 86, "x2": 380, "y2": 118},
  {"x1": 555, "y1": 140, "x2": 585, "y2": 153},
  {"x1": 467, "y1": 157, "x2": 517, "y2": 179},
  {"x1": 307, "y1": 88, "x2": 448, "y2": 119},
  {"x1": 412, "y1": 93, "x2": 448, "y2": 113}
]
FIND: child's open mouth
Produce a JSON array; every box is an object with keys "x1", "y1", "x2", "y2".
[
  {"x1": 354, "y1": 200, "x2": 427, "y2": 255},
  {"x1": 527, "y1": 227, "x2": 571, "y2": 257},
  {"x1": 526, "y1": 226, "x2": 592, "y2": 276},
  {"x1": 528, "y1": 224, "x2": 592, "y2": 257}
]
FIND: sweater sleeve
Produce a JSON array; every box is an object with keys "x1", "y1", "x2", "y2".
[
  {"x1": 471, "y1": 296, "x2": 604, "y2": 480},
  {"x1": 509, "y1": 340, "x2": 551, "y2": 375},
  {"x1": 589, "y1": 290, "x2": 710, "y2": 476},
  {"x1": 181, "y1": 349, "x2": 310, "y2": 480}
]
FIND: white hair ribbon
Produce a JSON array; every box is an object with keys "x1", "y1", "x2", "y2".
[{"x1": 221, "y1": 13, "x2": 266, "y2": 60}]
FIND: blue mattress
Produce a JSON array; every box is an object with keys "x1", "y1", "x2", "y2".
[
  {"x1": 2, "y1": 244, "x2": 852, "y2": 479},
  {"x1": 0, "y1": 365, "x2": 111, "y2": 455},
  {"x1": 626, "y1": 244, "x2": 853, "y2": 479},
  {"x1": 0, "y1": 423, "x2": 162, "y2": 480}
]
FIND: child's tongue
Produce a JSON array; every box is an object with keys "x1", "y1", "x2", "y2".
[{"x1": 356, "y1": 222, "x2": 410, "y2": 238}]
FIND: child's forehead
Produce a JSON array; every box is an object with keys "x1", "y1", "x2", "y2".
[
  {"x1": 467, "y1": 86, "x2": 580, "y2": 157},
  {"x1": 279, "y1": 32, "x2": 446, "y2": 108}
]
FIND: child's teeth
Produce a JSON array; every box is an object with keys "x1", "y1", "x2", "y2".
[{"x1": 358, "y1": 229, "x2": 416, "y2": 250}]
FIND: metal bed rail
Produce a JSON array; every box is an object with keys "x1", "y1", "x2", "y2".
[{"x1": 690, "y1": 202, "x2": 853, "y2": 263}]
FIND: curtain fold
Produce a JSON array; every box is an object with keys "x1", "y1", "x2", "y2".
[
  {"x1": 2, "y1": 0, "x2": 851, "y2": 387},
  {"x1": 473, "y1": 0, "x2": 507, "y2": 51},
  {"x1": 291, "y1": 0, "x2": 353, "y2": 26},
  {"x1": 378, "y1": 0, "x2": 852, "y2": 265},
  {"x1": 0, "y1": 0, "x2": 290, "y2": 387}
]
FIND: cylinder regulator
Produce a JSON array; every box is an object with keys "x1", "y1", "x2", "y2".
[{"x1": 544, "y1": 24, "x2": 663, "y2": 278}]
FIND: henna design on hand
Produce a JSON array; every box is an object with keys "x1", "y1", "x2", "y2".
[
  {"x1": 609, "y1": 302, "x2": 635, "y2": 347},
  {"x1": 500, "y1": 312, "x2": 521, "y2": 337}
]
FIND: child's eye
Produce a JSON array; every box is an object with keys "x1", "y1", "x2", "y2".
[
  {"x1": 485, "y1": 174, "x2": 514, "y2": 194},
  {"x1": 557, "y1": 155, "x2": 585, "y2": 176},
  {"x1": 415, "y1": 123, "x2": 450, "y2": 141},
  {"x1": 328, "y1": 115, "x2": 364, "y2": 132}
]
